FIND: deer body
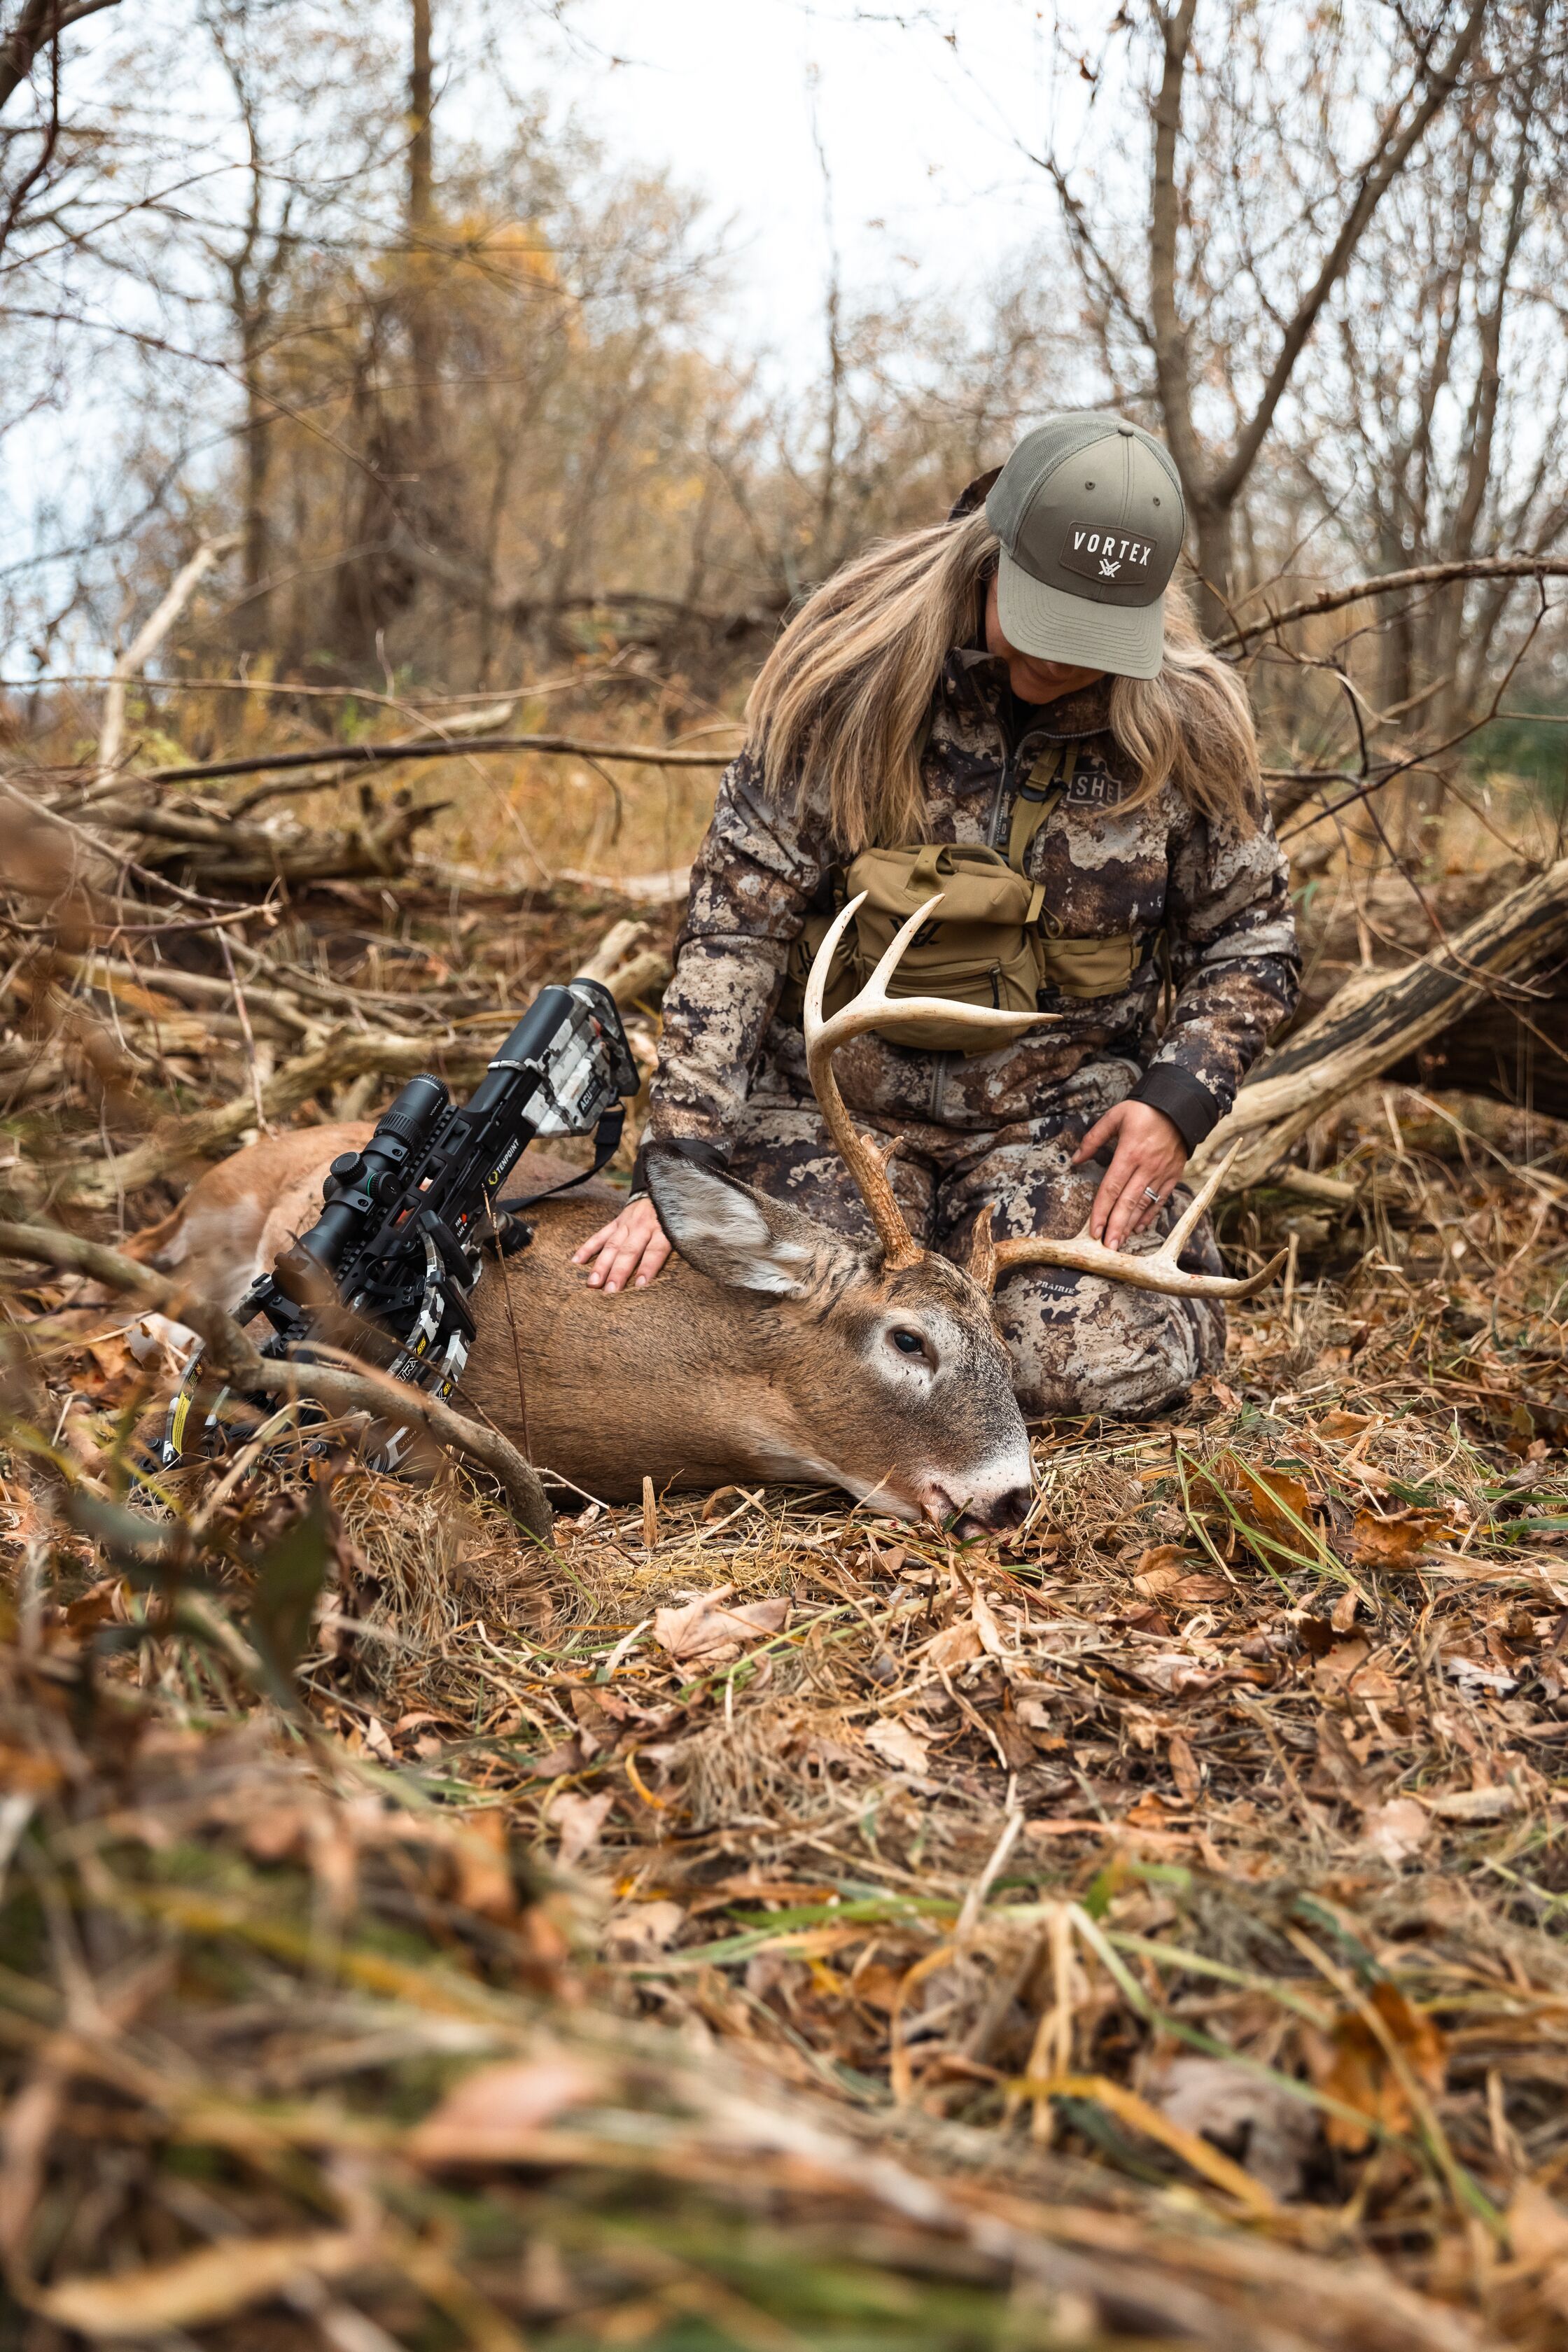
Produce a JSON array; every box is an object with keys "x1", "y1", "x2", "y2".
[
  {"x1": 141, "y1": 1119, "x2": 1037, "y2": 1530},
  {"x1": 142, "y1": 894, "x2": 1275, "y2": 1532}
]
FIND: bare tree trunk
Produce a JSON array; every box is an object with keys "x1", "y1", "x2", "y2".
[
  {"x1": 405, "y1": 0, "x2": 444, "y2": 503},
  {"x1": 1128, "y1": 0, "x2": 1490, "y2": 629},
  {"x1": 237, "y1": 321, "x2": 272, "y2": 652}
]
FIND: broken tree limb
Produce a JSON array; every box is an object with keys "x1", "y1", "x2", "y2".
[
  {"x1": 92, "y1": 537, "x2": 241, "y2": 799},
  {"x1": 110, "y1": 794, "x2": 444, "y2": 888},
  {"x1": 1194, "y1": 855, "x2": 1568, "y2": 1191},
  {"x1": 0, "y1": 1217, "x2": 553, "y2": 1540}
]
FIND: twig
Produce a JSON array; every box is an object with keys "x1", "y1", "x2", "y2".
[{"x1": 131, "y1": 734, "x2": 736, "y2": 790}]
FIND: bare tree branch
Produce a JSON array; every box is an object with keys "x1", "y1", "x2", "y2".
[
  {"x1": 0, "y1": 0, "x2": 118, "y2": 114},
  {"x1": 1215, "y1": 554, "x2": 1568, "y2": 650}
]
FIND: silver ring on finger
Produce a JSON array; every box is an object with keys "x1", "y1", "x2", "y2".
[{"x1": 1143, "y1": 1185, "x2": 1161, "y2": 1205}]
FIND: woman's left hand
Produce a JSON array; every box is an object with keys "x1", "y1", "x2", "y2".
[{"x1": 1071, "y1": 1101, "x2": 1189, "y2": 1250}]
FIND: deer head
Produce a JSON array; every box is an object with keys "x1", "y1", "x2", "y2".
[{"x1": 645, "y1": 895, "x2": 1278, "y2": 1530}]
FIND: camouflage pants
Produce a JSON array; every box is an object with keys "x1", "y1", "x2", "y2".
[{"x1": 726, "y1": 1100, "x2": 1226, "y2": 1422}]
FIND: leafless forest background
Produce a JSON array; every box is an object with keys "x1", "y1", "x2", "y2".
[{"x1": 6, "y1": 6, "x2": 1568, "y2": 2350}]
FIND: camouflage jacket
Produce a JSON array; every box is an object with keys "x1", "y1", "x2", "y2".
[{"x1": 645, "y1": 654, "x2": 1298, "y2": 1158}]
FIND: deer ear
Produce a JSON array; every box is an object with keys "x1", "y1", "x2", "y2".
[{"x1": 643, "y1": 1150, "x2": 831, "y2": 1298}]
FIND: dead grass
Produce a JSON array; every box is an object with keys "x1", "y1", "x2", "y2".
[{"x1": 4, "y1": 860, "x2": 1568, "y2": 2346}]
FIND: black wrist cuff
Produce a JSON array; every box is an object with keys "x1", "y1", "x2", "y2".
[
  {"x1": 1127, "y1": 1065, "x2": 1222, "y2": 1154},
  {"x1": 630, "y1": 1134, "x2": 730, "y2": 1194}
]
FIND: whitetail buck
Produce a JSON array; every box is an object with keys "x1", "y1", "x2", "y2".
[{"x1": 138, "y1": 899, "x2": 1278, "y2": 1532}]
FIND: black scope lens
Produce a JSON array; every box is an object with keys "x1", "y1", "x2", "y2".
[
  {"x1": 373, "y1": 1074, "x2": 449, "y2": 1153},
  {"x1": 278, "y1": 1073, "x2": 449, "y2": 1295}
]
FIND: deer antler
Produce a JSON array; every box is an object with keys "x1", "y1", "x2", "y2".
[
  {"x1": 804, "y1": 892, "x2": 1058, "y2": 1270},
  {"x1": 967, "y1": 1140, "x2": 1286, "y2": 1301}
]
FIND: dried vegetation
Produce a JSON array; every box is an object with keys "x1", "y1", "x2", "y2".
[{"x1": 3, "y1": 854, "x2": 1568, "y2": 2349}]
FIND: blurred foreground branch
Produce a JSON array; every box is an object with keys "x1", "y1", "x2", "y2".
[
  {"x1": 137, "y1": 732, "x2": 736, "y2": 788},
  {"x1": 0, "y1": 1215, "x2": 553, "y2": 1537}
]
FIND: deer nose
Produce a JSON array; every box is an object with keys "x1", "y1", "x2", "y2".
[{"x1": 987, "y1": 1483, "x2": 1032, "y2": 1530}]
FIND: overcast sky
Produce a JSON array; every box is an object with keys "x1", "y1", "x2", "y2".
[{"x1": 536, "y1": 1, "x2": 1086, "y2": 358}]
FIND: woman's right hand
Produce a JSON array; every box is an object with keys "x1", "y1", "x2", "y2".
[{"x1": 571, "y1": 1195, "x2": 672, "y2": 1292}]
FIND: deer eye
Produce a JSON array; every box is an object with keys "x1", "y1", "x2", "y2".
[{"x1": 890, "y1": 1328, "x2": 926, "y2": 1358}]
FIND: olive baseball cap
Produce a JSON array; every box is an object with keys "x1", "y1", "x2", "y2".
[{"x1": 986, "y1": 414, "x2": 1184, "y2": 680}]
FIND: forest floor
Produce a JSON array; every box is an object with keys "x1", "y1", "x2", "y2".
[{"x1": 4, "y1": 854, "x2": 1568, "y2": 2351}]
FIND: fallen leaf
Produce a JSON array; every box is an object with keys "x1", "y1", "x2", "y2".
[
  {"x1": 1172, "y1": 1573, "x2": 1231, "y2": 1605},
  {"x1": 1313, "y1": 1636, "x2": 1370, "y2": 1688},
  {"x1": 1227, "y1": 1462, "x2": 1314, "y2": 1556},
  {"x1": 1319, "y1": 1410, "x2": 1374, "y2": 1441},
  {"x1": 850, "y1": 1960, "x2": 908, "y2": 2013},
  {"x1": 865, "y1": 1718, "x2": 931, "y2": 1776},
  {"x1": 451, "y1": 1811, "x2": 517, "y2": 1921},
  {"x1": 1149, "y1": 2055, "x2": 1318, "y2": 2200},
  {"x1": 526, "y1": 1735, "x2": 587, "y2": 1780},
  {"x1": 35, "y1": 2233, "x2": 369, "y2": 2336},
  {"x1": 1510, "y1": 2178, "x2": 1568, "y2": 2268},
  {"x1": 604, "y1": 1898, "x2": 685, "y2": 1959},
  {"x1": 923, "y1": 1619, "x2": 984, "y2": 1668},
  {"x1": 1133, "y1": 1546, "x2": 1190, "y2": 1597},
  {"x1": 547, "y1": 1788, "x2": 614, "y2": 1868},
  {"x1": 971, "y1": 1587, "x2": 1007, "y2": 1658},
  {"x1": 62, "y1": 1578, "x2": 122, "y2": 1634},
  {"x1": 1167, "y1": 1731, "x2": 1202, "y2": 1803},
  {"x1": 1351, "y1": 1509, "x2": 1443, "y2": 1568},
  {"x1": 85, "y1": 1333, "x2": 134, "y2": 1385},
  {"x1": 360, "y1": 1715, "x2": 396, "y2": 1765},
  {"x1": 407, "y1": 2053, "x2": 603, "y2": 2164},
  {"x1": 652, "y1": 1586, "x2": 789, "y2": 1665},
  {"x1": 1347, "y1": 1658, "x2": 1402, "y2": 1702},
  {"x1": 1308, "y1": 1980, "x2": 1446, "y2": 2153},
  {"x1": 1420, "y1": 1782, "x2": 1525, "y2": 1822},
  {"x1": 1363, "y1": 1798, "x2": 1431, "y2": 1865}
]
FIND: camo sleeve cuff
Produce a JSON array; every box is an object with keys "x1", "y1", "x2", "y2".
[{"x1": 1126, "y1": 1065, "x2": 1222, "y2": 1154}]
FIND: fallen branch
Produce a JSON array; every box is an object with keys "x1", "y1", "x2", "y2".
[
  {"x1": 1214, "y1": 554, "x2": 1568, "y2": 652},
  {"x1": 49, "y1": 1028, "x2": 486, "y2": 1209},
  {"x1": 56, "y1": 951, "x2": 320, "y2": 1040},
  {"x1": 1193, "y1": 855, "x2": 1568, "y2": 1189},
  {"x1": 0, "y1": 1217, "x2": 552, "y2": 1539},
  {"x1": 136, "y1": 733, "x2": 736, "y2": 790},
  {"x1": 92, "y1": 794, "x2": 444, "y2": 887}
]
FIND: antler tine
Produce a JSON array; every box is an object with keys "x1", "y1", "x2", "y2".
[
  {"x1": 983, "y1": 1142, "x2": 1285, "y2": 1302},
  {"x1": 988, "y1": 1225, "x2": 1287, "y2": 1302},
  {"x1": 803, "y1": 892, "x2": 1058, "y2": 1273},
  {"x1": 802, "y1": 892, "x2": 924, "y2": 1270},
  {"x1": 811, "y1": 892, "x2": 1060, "y2": 1056},
  {"x1": 1161, "y1": 1138, "x2": 1241, "y2": 1262}
]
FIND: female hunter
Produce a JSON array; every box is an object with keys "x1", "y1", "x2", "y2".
[{"x1": 575, "y1": 413, "x2": 1299, "y2": 1419}]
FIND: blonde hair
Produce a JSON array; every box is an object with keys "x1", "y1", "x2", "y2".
[{"x1": 746, "y1": 509, "x2": 1263, "y2": 851}]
